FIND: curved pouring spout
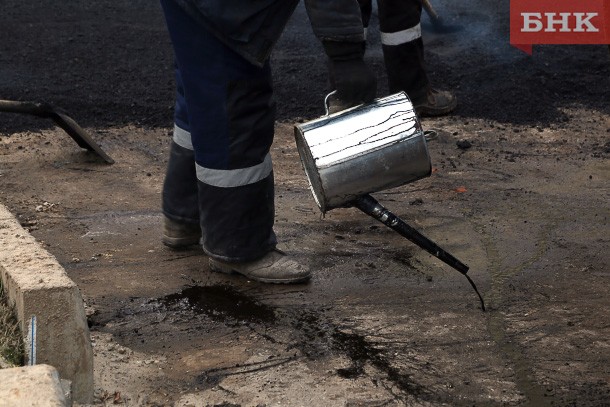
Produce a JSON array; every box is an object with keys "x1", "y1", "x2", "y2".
[{"x1": 353, "y1": 194, "x2": 486, "y2": 311}]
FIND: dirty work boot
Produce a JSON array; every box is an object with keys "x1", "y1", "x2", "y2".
[
  {"x1": 413, "y1": 88, "x2": 457, "y2": 117},
  {"x1": 162, "y1": 217, "x2": 201, "y2": 249},
  {"x1": 209, "y1": 249, "x2": 311, "y2": 284}
]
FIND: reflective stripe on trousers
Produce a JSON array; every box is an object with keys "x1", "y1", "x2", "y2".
[{"x1": 359, "y1": 0, "x2": 429, "y2": 97}]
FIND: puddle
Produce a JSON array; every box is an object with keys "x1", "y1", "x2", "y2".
[
  {"x1": 161, "y1": 285, "x2": 276, "y2": 324},
  {"x1": 99, "y1": 285, "x2": 436, "y2": 402},
  {"x1": 161, "y1": 288, "x2": 428, "y2": 398},
  {"x1": 159, "y1": 286, "x2": 429, "y2": 398}
]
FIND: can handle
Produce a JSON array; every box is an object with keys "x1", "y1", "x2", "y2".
[
  {"x1": 324, "y1": 90, "x2": 364, "y2": 116},
  {"x1": 324, "y1": 90, "x2": 337, "y2": 116}
]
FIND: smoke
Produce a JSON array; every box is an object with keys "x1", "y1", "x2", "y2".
[{"x1": 420, "y1": 0, "x2": 517, "y2": 61}]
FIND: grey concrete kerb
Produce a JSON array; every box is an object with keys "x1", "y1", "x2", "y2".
[
  {"x1": 0, "y1": 364, "x2": 68, "y2": 406},
  {"x1": 0, "y1": 203, "x2": 93, "y2": 403}
]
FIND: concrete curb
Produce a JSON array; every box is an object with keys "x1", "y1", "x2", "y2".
[
  {"x1": 0, "y1": 203, "x2": 93, "y2": 403},
  {"x1": 0, "y1": 365, "x2": 68, "y2": 406}
]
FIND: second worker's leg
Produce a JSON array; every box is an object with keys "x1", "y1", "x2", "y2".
[{"x1": 378, "y1": 0, "x2": 456, "y2": 116}]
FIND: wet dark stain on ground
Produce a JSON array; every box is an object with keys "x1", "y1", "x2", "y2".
[
  {"x1": 114, "y1": 284, "x2": 433, "y2": 402},
  {"x1": 291, "y1": 311, "x2": 430, "y2": 401},
  {"x1": 161, "y1": 285, "x2": 276, "y2": 324}
]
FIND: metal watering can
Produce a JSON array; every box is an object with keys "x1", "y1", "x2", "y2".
[
  {"x1": 294, "y1": 92, "x2": 431, "y2": 213},
  {"x1": 294, "y1": 92, "x2": 485, "y2": 311}
]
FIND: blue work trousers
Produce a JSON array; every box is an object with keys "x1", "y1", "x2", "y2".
[{"x1": 160, "y1": 0, "x2": 277, "y2": 262}]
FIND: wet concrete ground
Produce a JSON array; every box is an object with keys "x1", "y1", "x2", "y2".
[{"x1": 1, "y1": 1, "x2": 609, "y2": 406}]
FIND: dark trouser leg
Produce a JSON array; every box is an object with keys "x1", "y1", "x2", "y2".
[
  {"x1": 197, "y1": 172, "x2": 276, "y2": 262},
  {"x1": 160, "y1": 0, "x2": 276, "y2": 262},
  {"x1": 378, "y1": 0, "x2": 429, "y2": 100},
  {"x1": 162, "y1": 67, "x2": 199, "y2": 225},
  {"x1": 162, "y1": 140, "x2": 199, "y2": 224},
  {"x1": 359, "y1": 0, "x2": 373, "y2": 30}
]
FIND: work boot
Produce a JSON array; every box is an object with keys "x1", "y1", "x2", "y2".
[
  {"x1": 209, "y1": 248, "x2": 311, "y2": 284},
  {"x1": 162, "y1": 217, "x2": 201, "y2": 249},
  {"x1": 412, "y1": 88, "x2": 457, "y2": 117}
]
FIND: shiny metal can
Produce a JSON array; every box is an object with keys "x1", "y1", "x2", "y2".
[{"x1": 294, "y1": 92, "x2": 431, "y2": 213}]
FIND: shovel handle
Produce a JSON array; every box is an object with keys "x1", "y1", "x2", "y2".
[
  {"x1": 422, "y1": 0, "x2": 441, "y2": 22},
  {"x1": 0, "y1": 99, "x2": 114, "y2": 164},
  {"x1": 0, "y1": 100, "x2": 52, "y2": 117}
]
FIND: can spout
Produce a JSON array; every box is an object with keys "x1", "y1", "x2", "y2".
[{"x1": 353, "y1": 194, "x2": 486, "y2": 311}]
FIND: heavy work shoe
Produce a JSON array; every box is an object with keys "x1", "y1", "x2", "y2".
[
  {"x1": 413, "y1": 88, "x2": 457, "y2": 117},
  {"x1": 162, "y1": 217, "x2": 201, "y2": 249},
  {"x1": 209, "y1": 249, "x2": 311, "y2": 284}
]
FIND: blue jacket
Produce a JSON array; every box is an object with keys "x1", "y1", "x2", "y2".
[{"x1": 171, "y1": 0, "x2": 365, "y2": 66}]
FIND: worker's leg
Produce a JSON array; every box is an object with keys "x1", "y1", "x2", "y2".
[
  {"x1": 161, "y1": 66, "x2": 201, "y2": 248},
  {"x1": 359, "y1": 0, "x2": 373, "y2": 34},
  {"x1": 378, "y1": 0, "x2": 428, "y2": 99},
  {"x1": 378, "y1": 0, "x2": 456, "y2": 115},
  {"x1": 325, "y1": 0, "x2": 375, "y2": 114},
  {"x1": 160, "y1": 0, "x2": 277, "y2": 262}
]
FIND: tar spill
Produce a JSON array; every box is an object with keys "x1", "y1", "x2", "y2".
[
  {"x1": 159, "y1": 287, "x2": 430, "y2": 400},
  {"x1": 161, "y1": 285, "x2": 276, "y2": 324},
  {"x1": 292, "y1": 311, "x2": 428, "y2": 399}
]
